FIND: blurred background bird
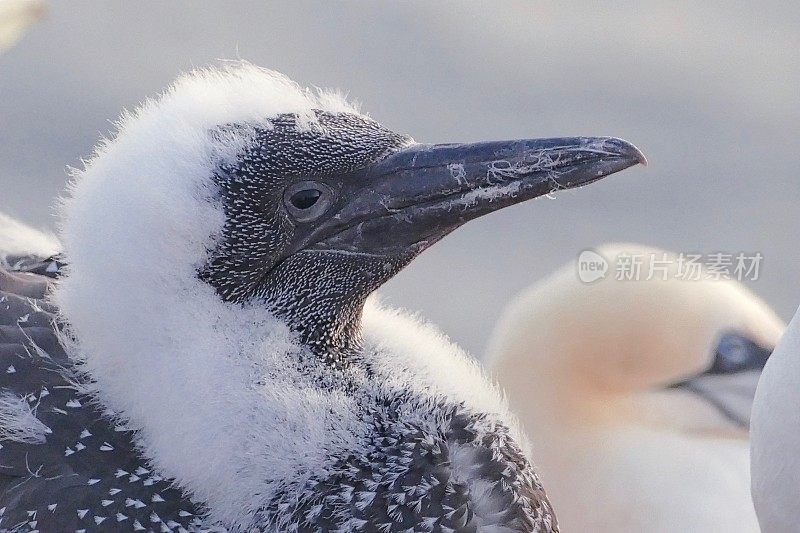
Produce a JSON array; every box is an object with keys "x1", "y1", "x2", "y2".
[
  {"x1": 0, "y1": 0, "x2": 44, "y2": 53},
  {"x1": 486, "y1": 244, "x2": 784, "y2": 532}
]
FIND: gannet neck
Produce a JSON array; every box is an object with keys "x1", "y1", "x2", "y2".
[{"x1": 252, "y1": 248, "x2": 410, "y2": 359}]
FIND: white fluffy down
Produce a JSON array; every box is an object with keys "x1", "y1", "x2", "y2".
[
  {"x1": 363, "y1": 298, "x2": 525, "y2": 448},
  {"x1": 51, "y1": 63, "x2": 518, "y2": 528}
]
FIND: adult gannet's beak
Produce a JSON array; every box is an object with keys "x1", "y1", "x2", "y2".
[{"x1": 310, "y1": 136, "x2": 646, "y2": 255}]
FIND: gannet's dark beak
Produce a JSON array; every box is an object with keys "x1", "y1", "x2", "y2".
[
  {"x1": 670, "y1": 332, "x2": 774, "y2": 429},
  {"x1": 309, "y1": 136, "x2": 646, "y2": 255}
]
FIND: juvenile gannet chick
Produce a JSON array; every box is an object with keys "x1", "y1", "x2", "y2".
[
  {"x1": 751, "y1": 305, "x2": 800, "y2": 532},
  {"x1": 0, "y1": 64, "x2": 644, "y2": 531},
  {"x1": 486, "y1": 243, "x2": 783, "y2": 533}
]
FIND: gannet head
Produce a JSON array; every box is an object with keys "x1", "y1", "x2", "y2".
[
  {"x1": 57, "y1": 62, "x2": 645, "y2": 360},
  {"x1": 487, "y1": 243, "x2": 784, "y2": 434}
]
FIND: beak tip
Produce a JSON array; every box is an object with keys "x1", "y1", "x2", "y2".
[
  {"x1": 619, "y1": 139, "x2": 648, "y2": 167},
  {"x1": 605, "y1": 137, "x2": 647, "y2": 167},
  {"x1": 634, "y1": 147, "x2": 648, "y2": 167}
]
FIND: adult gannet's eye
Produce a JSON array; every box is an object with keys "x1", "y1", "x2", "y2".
[
  {"x1": 284, "y1": 181, "x2": 334, "y2": 222},
  {"x1": 710, "y1": 331, "x2": 771, "y2": 374}
]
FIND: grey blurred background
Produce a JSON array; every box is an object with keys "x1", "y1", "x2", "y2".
[{"x1": 1, "y1": 1, "x2": 798, "y2": 357}]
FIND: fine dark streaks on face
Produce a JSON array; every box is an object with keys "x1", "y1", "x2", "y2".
[
  {"x1": 201, "y1": 112, "x2": 410, "y2": 300},
  {"x1": 199, "y1": 112, "x2": 411, "y2": 353}
]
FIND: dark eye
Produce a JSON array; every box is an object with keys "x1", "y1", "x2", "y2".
[
  {"x1": 284, "y1": 181, "x2": 334, "y2": 222},
  {"x1": 290, "y1": 189, "x2": 322, "y2": 209}
]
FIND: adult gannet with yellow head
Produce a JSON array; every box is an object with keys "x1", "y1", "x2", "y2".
[{"x1": 487, "y1": 244, "x2": 783, "y2": 532}]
